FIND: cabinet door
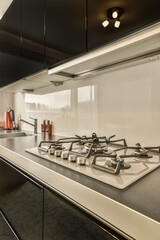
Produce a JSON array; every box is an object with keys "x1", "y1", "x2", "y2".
[
  {"x1": 0, "y1": 158, "x2": 43, "y2": 240},
  {"x1": 0, "y1": 15, "x2": 7, "y2": 52},
  {"x1": 0, "y1": 0, "x2": 45, "y2": 88},
  {"x1": 0, "y1": 51, "x2": 45, "y2": 88},
  {"x1": 44, "y1": 188, "x2": 86, "y2": 240},
  {"x1": 88, "y1": 0, "x2": 160, "y2": 50},
  {"x1": 0, "y1": 210, "x2": 19, "y2": 240},
  {"x1": 44, "y1": 188, "x2": 125, "y2": 240},
  {"x1": 45, "y1": 0, "x2": 86, "y2": 68},
  {"x1": 5, "y1": 0, "x2": 21, "y2": 56},
  {"x1": 22, "y1": 0, "x2": 45, "y2": 70}
]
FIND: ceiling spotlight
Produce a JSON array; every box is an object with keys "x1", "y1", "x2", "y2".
[
  {"x1": 102, "y1": 19, "x2": 109, "y2": 27},
  {"x1": 107, "y1": 7, "x2": 124, "y2": 20},
  {"x1": 102, "y1": 7, "x2": 124, "y2": 28},
  {"x1": 114, "y1": 20, "x2": 120, "y2": 28},
  {"x1": 112, "y1": 11, "x2": 118, "y2": 19}
]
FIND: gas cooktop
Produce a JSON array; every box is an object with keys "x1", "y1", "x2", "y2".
[{"x1": 26, "y1": 133, "x2": 160, "y2": 189}]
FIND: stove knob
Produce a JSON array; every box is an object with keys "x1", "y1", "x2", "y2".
[
  {"x1": 77, "y1": 157, "x2": 86, "y2": 165},
  {"x1": 68, "y1": 154, "x2": 77, "y2": 162},
  {"x1": 61, "y1": 151, "x2": 69, "y2": 160},
  {"x1": 55, "y1": 150, "x2": 62, "y2": 157},
  {"x1": 48, "y1": 147, "x2": 55, "y2": 155}
]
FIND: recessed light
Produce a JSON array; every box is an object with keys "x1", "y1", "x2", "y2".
[
  {"x1": 102, "y1": 19, "x2": 109, "y2": 27},
  {"x1": 112, "y1": 11, "x2": 118, "y2": 19},
  {"x1": 114, "y1": 20, "x2": 120, "y2": 28}
]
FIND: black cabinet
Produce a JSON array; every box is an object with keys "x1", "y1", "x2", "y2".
[
  {"x1": 45, "y1": 0, "x2": 86, "y2": 68},
  {"x1": 0, "y1": 158, "x2": 43, "y2": 240},
  {"x1": 0, "y1": 51, "x2": 45, "y2": 88},
  {"x1": 44, "y1": 188, "x2": 86, "y2": 240},
  {"x1": 0, "y1": 15, "x2": 7, "y2": 52},
  {"x1": 0, "y1": 156, "x2": 126, "y2": 240},
  {"x1": 0, "y1": 0, "x2": 22, "y2": 87},
  {"x1": 44, "y1": 188, "x2": 125, "y2": 240},
  {"x1": 0, "y1": 0, "x2": 45, "y2": 88},
  {"x1": 22, "y1": 0, "x2": 45, "y2": 70},
  {"x1": 88, "y1": 0, "x2": 160, "y2": 50},
  {"x1": 5, "y1": 0, "x2": 21, "y2": 56},
  {"x1": 0, "y1": 210, "x2": 18, "y2": 240}
]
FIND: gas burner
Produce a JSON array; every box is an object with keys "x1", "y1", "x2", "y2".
[
  {"x1": 105, "y1": 157, "x2": 131, "y2": 170},
  {"x1": 92, "y1": 152, "x2": 132, "y2": 175},
  {"x1": 126, "y1": 143, "x2": 153, "y2": 158},
  {"x1": 68, "y1": 133, "x2": 128, "y2": 159},
  {"x1": 76, "y1": 133, "x2": 127, "y2": 147},
  {"x1": 84, "y1": 142, "x2": 108, "y2": 153},
  {"x1": 38, "y1": 136, "x2": 82, "y2": 154},
  {"x1": 134, "y1": 150, "x2": 152, "y2": 158},
  {"x1": 124, "y1": 142, "x2": 160, "y2": 154}
]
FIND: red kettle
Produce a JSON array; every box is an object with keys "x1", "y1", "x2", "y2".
[{"x1": 4, "y1": 109, "x2": 14, "y2": 130}]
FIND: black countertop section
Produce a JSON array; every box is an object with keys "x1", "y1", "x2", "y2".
[{"x1": 0, "y1": 133, "x2": 160, "y2": 223}]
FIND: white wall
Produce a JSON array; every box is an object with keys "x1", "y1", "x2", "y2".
[
  {"x1": 14, "y1": 59, "x2": 160, "y2": 146},
  {"x1": 0, "y1": 91, "x2": 14, "y2": 122}
]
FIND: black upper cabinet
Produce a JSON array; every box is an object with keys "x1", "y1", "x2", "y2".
[
  {"x1": 0, "y1": 0, "x2": 21, "y2": 55},
  {"x1": 0, "y1": 0, "x2": 45, "y2": 88},
  {"x1": 0, "y1": 15, "x2": 7, "y2": 52},
  {"x1": 45, "y1": 0, "x2": 86, "y2": 68},
  {"x1": 88, "y1": 0, "x2": 160, "y2": 50},
  {"x1": 0, "y1": 0, "x2": 23, "y2": 88},
  {"x1": 0, "y1": 52, "x2": 45, "y2": 88},
  {"x1": 5, "y1": 0, "x2": 21, "y2": 56},
  {"x1": 22, "y1": 0, "x2": 45, "y2": 71}
]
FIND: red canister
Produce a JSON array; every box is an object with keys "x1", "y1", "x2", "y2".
[{"x1": 4, "y1": 111, "x2": 13, "y2": 129}]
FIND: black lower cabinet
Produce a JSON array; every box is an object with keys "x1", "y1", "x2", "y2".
[
  {"x1": 0, "y1": 158, "x2": 43, "y2": 240},
  {"x1": 0, "y1": 210, "x2": 18, "y2": 240},
  {"x1": 0, "y1": 157, "x2": 126, "y2": 240},
  {"x1": 44, "y1": 188, "x2": 125, "y2": 240}
]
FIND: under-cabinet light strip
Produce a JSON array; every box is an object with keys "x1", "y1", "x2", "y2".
[{"x1": 48, "y1": 22, "x2": 160, "y2": 75}]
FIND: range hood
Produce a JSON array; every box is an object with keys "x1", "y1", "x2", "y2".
[{"x1": 48, "y1": 22, "x2": 160, "y2": 80}]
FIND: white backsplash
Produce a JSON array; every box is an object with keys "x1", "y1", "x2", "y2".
[{"x1": 13, "y1": 59, "x2": 160, "y2": 146}]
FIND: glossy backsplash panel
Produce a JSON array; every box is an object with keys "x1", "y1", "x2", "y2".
[{"x1": 14, "y1": 59, "x2": 160, "y2": 146}]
